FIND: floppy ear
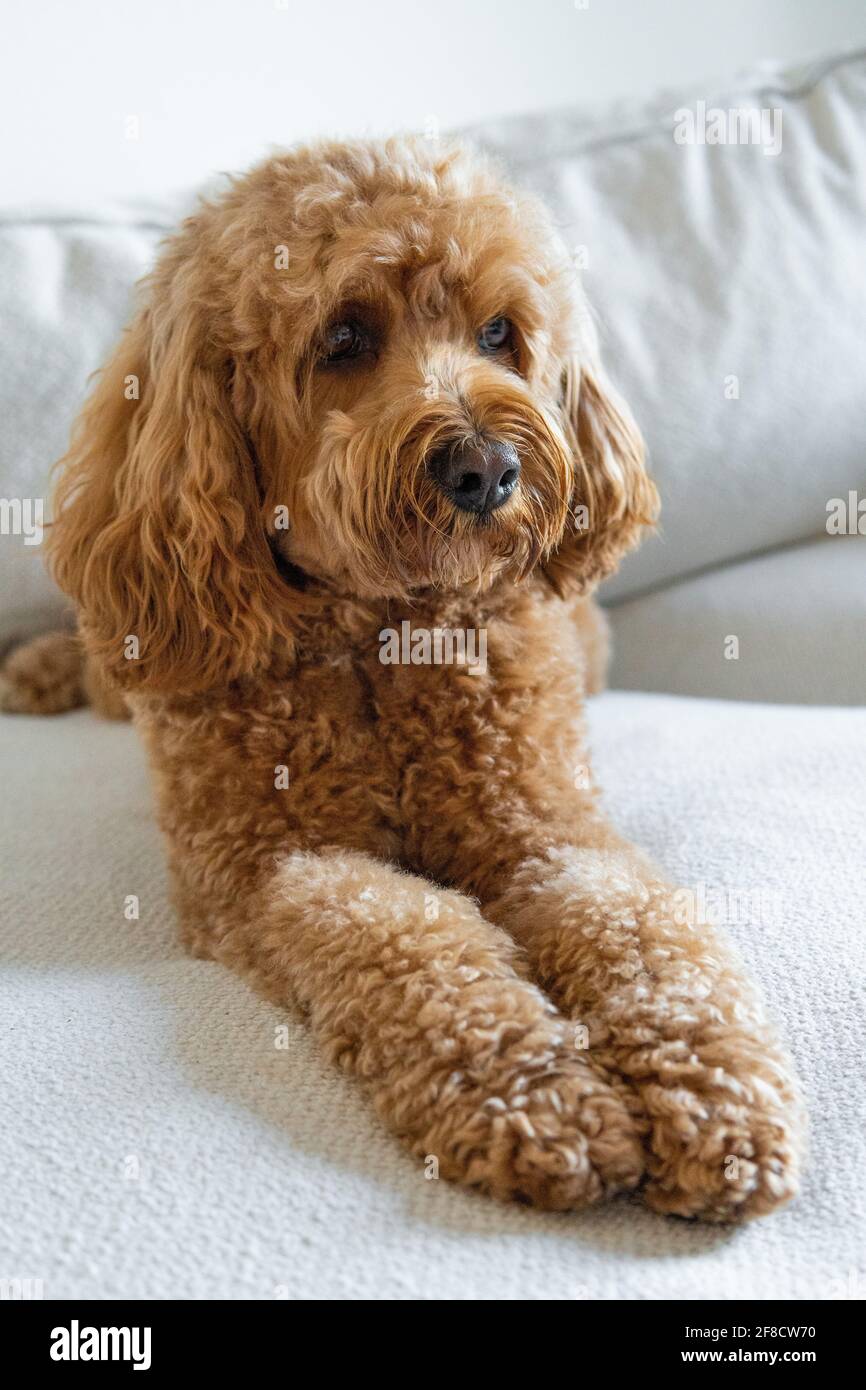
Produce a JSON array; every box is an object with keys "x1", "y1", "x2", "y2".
[
  {"x1": 542, "y1": 357, "x2": 659, "y2": 596},
  {"x1": 48, "y1": 293, "x2": 293, "y2": 694}
]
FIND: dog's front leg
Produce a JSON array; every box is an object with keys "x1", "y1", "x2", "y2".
[
  {"x1": 212, "y1": 846, "x2": 643, "y2": 1209},
  {"x1": 479, "y1": 831, "x2": 805, "y2": 1223}
]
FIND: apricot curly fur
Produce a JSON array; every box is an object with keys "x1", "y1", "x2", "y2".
[
  {"x1": 0, "y1": 632, "x2": 84, "y2": 715},
  {"x1": 3, "y1": 136, "x2": 804, "y2": 1218}
]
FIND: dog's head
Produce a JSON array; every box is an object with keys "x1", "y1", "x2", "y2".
[{"x1": 50, "y1": 137, "x2": 658, "y2": 692}]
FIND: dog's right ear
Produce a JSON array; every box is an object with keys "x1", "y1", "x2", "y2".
[{"x1": 48, "y1": 283, "x2": 294, "y2": 695}]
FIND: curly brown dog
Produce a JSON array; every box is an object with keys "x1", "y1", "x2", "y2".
[{"x1": 1, "y1": 137, "x2": 804, "y2": 1220}]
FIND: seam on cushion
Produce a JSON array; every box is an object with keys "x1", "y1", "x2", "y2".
[
  {"x1": 0, "y1": 213, "x2": 175, "y2": 231},
  {"x1": 0, "y1": 49, "x2": 863, "y2": 232},
  {"x1": 465, "y1": 46, "x2": 866, "y2": 170},
  {"x1": 600, "y1": 533, "x2": 865, "y2": 610}
]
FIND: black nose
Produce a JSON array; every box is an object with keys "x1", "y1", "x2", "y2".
[{"x1": 428, "y1": 438, "x2": 521, "y2": 514}]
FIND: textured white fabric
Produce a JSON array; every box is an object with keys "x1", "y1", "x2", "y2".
[{"x1": 2, "y1": 693, "x2": 863, "y2": 1300}]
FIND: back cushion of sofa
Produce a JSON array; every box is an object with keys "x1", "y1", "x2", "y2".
[
  {"x1": 0, "y1": 212, "x2": 170, "y2": 647},
  {"x1": 465, "y1": 48, "x2": 866, "y2": 603}
]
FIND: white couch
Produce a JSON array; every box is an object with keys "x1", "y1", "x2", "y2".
[{"x1": 1, "y1": 50, "x2": 864, "y2": 1300}]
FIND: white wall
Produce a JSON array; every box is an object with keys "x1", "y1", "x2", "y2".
[{"x1": 3, "y1": 0, "x2": 866, "y2": 206}]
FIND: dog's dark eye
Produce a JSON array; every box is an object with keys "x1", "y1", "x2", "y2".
[
  {"x1": 322, "y1": 320, "x2": 369, "y2": 364},
  {"x1": 477, "y1": 316, "x2": 512, "y2": 353}
]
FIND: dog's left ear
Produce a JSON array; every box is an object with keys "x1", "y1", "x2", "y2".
[{"x1": 542, "y1": 357, "x2": 659, "y2": 595}]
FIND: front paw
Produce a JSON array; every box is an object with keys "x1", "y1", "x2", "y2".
[
  {"x1": 380, "y1": 997, "x2": 645, "y2": 1211},
  {"x1": 606, "y1": 1027, "x2": 805, "y2": 1223},
  {"x1": 426, "y1": 1053, "x2": 645, "y2": 1211},
  {"x1": 492, "y1": 850, "x2": 806, "y2": 1222}
]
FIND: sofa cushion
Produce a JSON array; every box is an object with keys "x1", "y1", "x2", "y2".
[
  {"x1": 466, "y1": 48, "x2": 866, "y2": 606},
  {"x1": 608, "y1": 535, "x2": 866, "y2": 704},
  {"x1": 0, "y1": 213, "x2": 167, "y2": 649},
  {"x1": 2, "y1": 691, "x2": 864, "y2": 1298}
]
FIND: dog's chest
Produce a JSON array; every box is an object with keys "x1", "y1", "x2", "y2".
[
  {"x1": 142, "y1": 592, "x2": 587, "y2": 887},
  {"x1": 266, "y1": 595, "x2": 587, "y2": 846}
]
